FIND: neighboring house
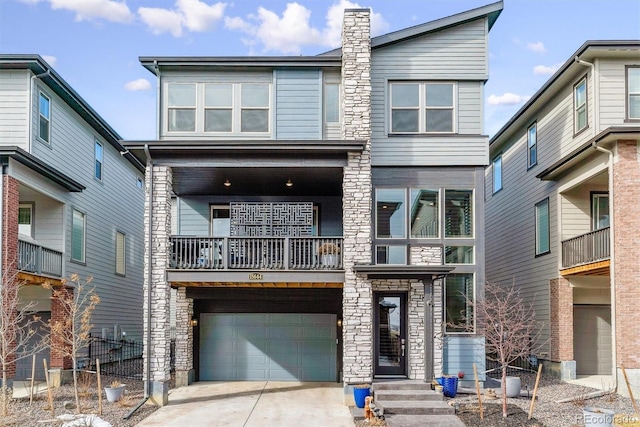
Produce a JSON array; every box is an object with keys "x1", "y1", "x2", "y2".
[
  {"x1": 124, "y1": 2, "x2": 502, "y2": 405},
  {"x1": 0, "y1": 55, "x2": 146, "y2": 383},
  {"x1": 485, "y1": 41, "x2": 640, "y2": 396}
]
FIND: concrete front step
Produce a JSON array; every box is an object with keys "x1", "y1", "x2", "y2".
[
  {"x1": 376, "y1": 400, "x2": 455, "y2": 415},
  {"x1": 385, "y1": 414, "x2": 466, "y2": 427},
  {"x1": 374, "y1": 389, "x2": 444, "y2": 401},
  {"x1": 372, "y1": 380, "x2": 434, "y2": 391}
]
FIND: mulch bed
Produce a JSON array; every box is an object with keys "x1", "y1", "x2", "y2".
[{"x1": 457, "y1": 403, "x2": 545, "y2": 426}]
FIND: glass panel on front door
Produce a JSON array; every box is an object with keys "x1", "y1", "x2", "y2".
[{"x1": 375, "y1": 294, "x2": 406, "y2": 376}]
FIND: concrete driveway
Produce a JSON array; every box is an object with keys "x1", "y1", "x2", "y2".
[{"x1": 135, "y1": 381, "x2": 354, "y2": 427}]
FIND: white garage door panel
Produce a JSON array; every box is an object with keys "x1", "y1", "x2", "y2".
[{"x1": 200, "y1": 313, "x2": 336, "y2": 381}]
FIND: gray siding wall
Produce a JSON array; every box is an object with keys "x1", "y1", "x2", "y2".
[
  {"x1": 0, "y1": 70, "x2": 29, "y2": 148},
  {"x1": 370, "y1": 19, "x2": 489, "y2": 166},
  {"x1": 598, "y1": 57, "x2": 640, "y2": 128},
  {"x1": 443, "y1": 336, "x2": 486, "y2": 381},
  {"x1": 26, "y1": 81, "x2": 145, "y2": 340},
  {"x1": 275, "y1": 69, "x2": 321, "y2": 139}
]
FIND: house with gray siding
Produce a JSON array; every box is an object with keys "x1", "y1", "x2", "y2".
[
  {"x1": 485, "y1": 41, "x2": 640, "y2": 396},
  {"x1": 124, "y1": 1, "x2": 502, "y2": 405},
  {"x1": 0, "y1": 55, "x2": 146, "y2": 383}
]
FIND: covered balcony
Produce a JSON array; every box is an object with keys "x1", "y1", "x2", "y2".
[
  {"x1": 561, "y1": 227, "x2": 610, "y2": 276},
  {"x1": 18, "y1": 238, "x2": 63, "y2": 278}
]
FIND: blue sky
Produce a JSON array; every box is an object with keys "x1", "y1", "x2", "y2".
[{"x1": 1, "y1": 0, "x2": 639, "y2": 140}]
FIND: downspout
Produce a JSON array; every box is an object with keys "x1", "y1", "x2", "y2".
[
  {"x1": 575, "y1": 56, "x2": 617, "y2": 394},
  {"x1": 125, "y1": 144, "x2": 153, "y2": 419}
]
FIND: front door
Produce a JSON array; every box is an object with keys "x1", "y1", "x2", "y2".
[{"x1": 374, "y1": 293, "x2": 407, "y2": 376}]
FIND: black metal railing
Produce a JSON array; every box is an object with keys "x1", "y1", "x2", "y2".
[
  {"x1": 87, "y1": 334, "x2": 144, "y2": 379},
  {"x1": 561, "y1": 227, "x2": 610, "y2": 269},
  {"x1": 18, "y1": 239, "x2": 63, "y2": 277},
  {"x1": 170, "y1": 236, "x2": 343, "y2": 270}
]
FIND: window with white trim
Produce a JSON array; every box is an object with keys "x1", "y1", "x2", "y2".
[
  {"x1": 527, "y1": 123, "x2": 537, "y2": 168},
  {"x1": 168, "y1": 84, "x2": 196, "y2": 131},
  {"x1": 94, "y1": 140, "x2": 103, "y2": 181},
  {"x1": 325, "y1": 83, "x2": 340, "y2": 123},
  {"x1": 71, "y1": 209, "x2": 86, "y2": 263},
  {"x1": 116, "y1": 231, "x2": 126, "y2": 275},
  {"x1": 39, "y1": 92, "x2": 50, "y2": 143},
  {"x1": 535, "y1": 198, "x2": 550, "y2": 256},
  {"x1": 628, "y1": 66, "x2": 640, "y2": 120},
  {"x1": 205, "y1": 84, "x2": 232, "y2": 132},
  {"x1": 390, "y1": 82, "x2": 454, "y2": 133},
  {"x1": 574, "y1": 78, "x2": 587, "y2": 132},
  {"x1": 492, "y1": 155, "x2": 502, "y2": 194}
]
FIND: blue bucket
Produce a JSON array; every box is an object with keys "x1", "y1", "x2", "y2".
[
  {"x1": 442, "y1": 377, "x2": 458, "y2": 398},
  {"x1": 436, "y1": 377, "x2": 444, "y2": 386},
  {"x1": 353, "y1": 386, "x2": 370, "y2": 408}
]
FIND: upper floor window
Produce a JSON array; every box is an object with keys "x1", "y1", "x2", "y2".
[
  {"x1": 325, "y1": 83, "x2": 340, "y2": 123},
  {"x1": 116, "y1": 231, "x2": 126, "y2": 275},
  {"x1": 168, "y1": 84, "x2": 196, "y2": 132},
  {"x1": 527, "y1": 123, "x2": 537, "y2": 168},
  {"x1": 94, "y1": 140, "x2": 103, "y2": 181},
  {"x1": 205, "y1": 84, "x2": 232, "y2": 132},
  {"x1": 240, "y1": 84, "x2": 269, "y2": 132},
  {"x1": 574, "y1": 78, "x2": 587, "y2": 132},
  {"x1": 71, "y1": 209, "x2": 86, "y2": 263},
  {"x1": 492, "y1": 155, "x2": 502, "y2": 194},
  {"x1": 39, "y1": 92, "x2": 50, "y2": 143},
  {"x1": 628, "y1": 66, "x2": 640, "y2": 120},
  {"x1": 535, "y1": 198, "x2": 550, "y2": 256},
  {"x1": 390, "y1": 82, "x2": 454, "y2": 133}
]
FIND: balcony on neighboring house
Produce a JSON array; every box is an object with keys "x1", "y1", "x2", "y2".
[
  {"x1": 17, "y1": 238, "x2": 63, "y2": 282},
  {"x1": 561, "y1": 227, "x2": 610, "y2": 276},
  {"x1": 170, "y1": 236, "x2": 343, "y2": 271}
]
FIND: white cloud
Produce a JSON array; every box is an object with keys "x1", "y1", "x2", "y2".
[
  {"x1": 527, "y1": 41, "x2": 545, "y2": 54},
  {"x1": 124, "y1": 78, "x2": 152, "y2": 91},
  {"x1": 487, "y1": 93, "x2": 530, "y2": 106},
  {"x1": 533, "y1": 63, "x2": 562, "y2": 76},
  {"x1": 42, "y1": 55, "x2": 57, "y2": 66},
  {"x1": 49, "y1": 0, "x2": 133, "y2": 23},
  {"x1": 139, "y1": 0, "x2": 227, "y2": 37}
]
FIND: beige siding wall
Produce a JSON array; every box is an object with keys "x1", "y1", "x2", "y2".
[
  {"x1": 0, "y1": 70, "x2": 29, "y2": 148},
  {"x1": 599, "y1": 58, "x2": 640, "y2": 127}
]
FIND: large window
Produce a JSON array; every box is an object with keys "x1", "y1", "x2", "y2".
[
  {"x1": 94, "y1": 140, "x2": 103, "y2": 181},
  {"x1": 410, "y1": 189, "x2": 439, "y2": 238},
  {"x1": 71, "y1": 209, "x2": 86, "y2": 263},
  {"x1": 376, "y1": 245, "x2": 407, "y2": 265},
  {"x1": 390, "y1": 82, "x2": 454, "y2": 133},
  {"x1": 168, "y1": 84, "x2": 196, "y2": 132},
  {"x1": 445, "y1": 273, "x2": 474, "y2": 333},
  {"x1": 376, "y1": 189, "x2": 406, "y2": 239},
  {"x1": 492, "y1": 155, "x2": 502, "y2": 194},
  {"x1": 527, "y1": 123, "x2": 537, "y2": 168},
  {"x1": 628, "y1": 66, "x2": 640, "y2": 120},
  {"x1": 574, "y1": 78, "x2": 588, "y2": 132},
  {"x1": 444, "y1": 190, "x2": 473, "y2": 238},
  {"x1": 535, "y1": 198, "x2": 550, "y2": 255},
  {"x1": 116, "y1": 231, "x2": 126, "y2": 275},
  {"x1": 39, "y1": 92, "x2": 50, "y2": 143}
]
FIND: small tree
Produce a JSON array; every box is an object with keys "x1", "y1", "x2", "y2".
[
  {"x1": 0, "y1": 267, "x2": 49, "y2": 416},
  {"x1": 44, "y1": 274, "x2": 100, "y2": 414},
  {"x1": 478, "y1": 282, "x2": 543, "y2": 418}
]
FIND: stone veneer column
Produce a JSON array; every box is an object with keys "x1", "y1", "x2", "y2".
[
  {"x1": 549, "y1": 277, "x2": 574, "y2": 380},
  {"x1": 174, "y1": 287, "x2": 194, "y2": 386},
  {"x1": 1, "y1": 175, "x2": 19, "y2": 382},
  {"x1": 341, "y1": 8, "x2": 372, "y2": 400},
  {"x1": 613, "y1": 140, "x2": 640, "y2": 397},
  {"x1": 143, "y1": 165, "x2": 172, "y2": 405}
]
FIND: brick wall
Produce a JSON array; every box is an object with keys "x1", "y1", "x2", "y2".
[
  {"x1": 2, "y1": 175, "x2": 20, "y2": 377},
  {"x1": 613, "y1": 140, "x2": 640, "y2": 368},
  {"x1": 50, "y1": 286, "x2": 73, "y2": 369},
  {"x1": 549, "y1": 277, "x2": 573, "y2": 362}
]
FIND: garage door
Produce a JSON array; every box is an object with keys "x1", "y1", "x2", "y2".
[
  {"x1": 200, "y1": 313, "x2": 337, "y2": 381},
  {"x1": 15, "y1": 312, "x2": 50, "y2": 381},
  {"x1": 574, "y1": 305, "x2": 612, "y2": 375}
]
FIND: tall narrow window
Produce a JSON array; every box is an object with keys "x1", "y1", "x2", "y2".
[
  {"x1": 574, "y1": 78, "x2": 587, "y2": 132},
  {"x1": 527, "y1": 123, "x2": 537, "y2": 168},
  {"x1": 116, "y1": 231, "x2": 126, "y2": 275},
  {"x1": 376, "y1": 189, "x2": 406, "y2": 238},
  {"x1": 628, "y1": 67, "x2": 640, "y2": 120},
  {"x1": 71, "y1": 209, "x2": 86, "y2": 263},
  {"x1": 325, "y1": 83, "x2": 340, "y2": 123},
  {"x1": 592, "y1": 193, "x2": 609, "y2": 230},
  {"x1": 240, "y1": 84, "x2": 269, "y2": 132},
  {"x1": 205, "y1": 84, "x2": 232, "y2": 132},
  {"x1": 94, "y1": 140, "x2": 103, "y2": 181},
  {"x1": 39, "y1": 92, "x2": 50, "y2": 142},
  {"x1": 492, "y1": 155, "x2": 502, "y2": 193},
  {"x1": 445, "y1": 273, "x2": 474, "y2": 332},
  {"x1": 168, "y1": 84, "x2": 196, "y2": 131},
  {"x1": 445, "y1": 190, "x2": 473, "y2": 238},
  {"x1": 410, "y1": 189, "x2": 439, "y2": 238},
  {"x1": 535, "y1": 198, "x2": 550, "y2": 255},
  {"x1": 18, "y1": 204, "x2": 33, "y2": 236}
]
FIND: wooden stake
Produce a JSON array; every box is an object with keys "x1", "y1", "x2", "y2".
[
  {"x1": 622, "y1": 365, "x2": 639, "y2": 416},
  {"x1": 473, "y1": 363, "x2": 484, "y2": 420},
  {"x1": 29, "y1": 354, "x2": 36, "y2": 405},
  {"x1": 528, "y1": 364, "x2": 543, "y2": 419},
  {"x1": 97, "y1": 359, "x2": 102, "y2": 416},
  {"x1": 43, "y1": 359, "x2": 54, "y2": 417}
]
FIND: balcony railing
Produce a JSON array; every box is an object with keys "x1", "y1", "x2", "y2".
[
  {"x1": 18, "y1": 239, "x2": 63, "y2": 277},
  {"x1": 170, "y1": 236, "x2": 343, "y2": 270},
  {"x1": 561, "y1": 227, "x2": 610, "y2": 269}
]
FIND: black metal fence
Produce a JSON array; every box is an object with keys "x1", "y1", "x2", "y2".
[
  {"x1": 485, "y1": 354, "x2": 539, "y2": 379},
  {"x1": 86, "y1": 334, "x2": 144, "y2": 380}
]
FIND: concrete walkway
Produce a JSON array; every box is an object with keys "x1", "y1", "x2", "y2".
[{"x1": 135, "y1": 381, "x2": 354, "y2": 427}]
